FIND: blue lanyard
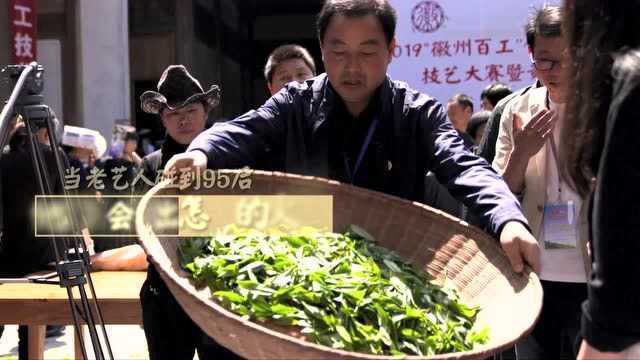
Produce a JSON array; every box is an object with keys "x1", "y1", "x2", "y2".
[
  {"x1": 546, "y1": 90, "x2": 563, "y2": 202},
  {"x1": 343, "y1": 117, "x2": 379, "y2": 184}
]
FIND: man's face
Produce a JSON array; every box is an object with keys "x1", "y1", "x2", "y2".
[
  {"x1": 446, "y1": 101, "x2": 472, "y2": 131},
  {"x1": 480, "y1": 97, "x2": 494, "y2": 111},
  {"x1": 268, "y1": 58, "x2": 315, "y2": 96},
  {"x1": 72, "y1": 147, "x2": 95, "y2": 165},
  {"x1": 161, "y1": 102, "x2": 207, "y2": 145},
  {"x1": 124, "y1": 139, "x2": 137, "y2": 154},
  {"x1": 321, "y1": 14, "x2": 394, "y2": 114},
  {"x1": 532, "y1": 35, "x2": 569, "y2": 102}
]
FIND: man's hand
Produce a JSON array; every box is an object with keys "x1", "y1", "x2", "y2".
[
  {"x1": 8, "y1": 117, "x2": 24, "y2": 140},
  {"x1": 512, "y1": 109, "x2": 556, "y2": 159},
  {"x1": 577, "y1": 339, "x2": 631, "y2": 360},
  {"x1": 499, "y1": 221, "x2": 541, "y2": 274},
  {"x1": 163, "y1": 150, "x2": 208, "y2": 178}
]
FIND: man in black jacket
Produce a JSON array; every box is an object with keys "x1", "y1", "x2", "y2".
[{"x1": 166, "y1": 0, "x2": 540, "y2": 275}]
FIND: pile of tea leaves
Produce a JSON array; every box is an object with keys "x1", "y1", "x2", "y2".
[{"x1": 179, "y1": 225, "x2": 488, "y2": 356}]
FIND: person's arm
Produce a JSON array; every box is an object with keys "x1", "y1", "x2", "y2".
[
  {"x1": 186, "y1": 88, "x2": 293, "y2": 169},
  {"x1": 492, "y1": 101, "x2": 516, "y2": 175},
  {"x1": 579, "y1": 64, "x2": 640, "y2": 355},
  {"x1": 90, "y1": 244, "x2": 148, "y2": 271},
  {"x1": 423, "y1": 102, "x2": 539, "y2": 273},
  {"x1": 162, "y1": 84, "x2": 296, "y2": 174}
]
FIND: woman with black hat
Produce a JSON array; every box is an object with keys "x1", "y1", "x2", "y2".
[{"x1": 138, "y1": 65, "x2": 238, "y2": 359}]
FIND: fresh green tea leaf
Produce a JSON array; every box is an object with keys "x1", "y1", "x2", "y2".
[{"x1": 180, "y1": 227, "x2": 488, "y2": 356}]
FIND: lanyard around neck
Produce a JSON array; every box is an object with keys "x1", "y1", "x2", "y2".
[
  {"x1": 545, "y1": 90, "x2": 563, "y2": 202},
  {"x1": 343, "y1": 117, "x2": 379, "y2": 184}
]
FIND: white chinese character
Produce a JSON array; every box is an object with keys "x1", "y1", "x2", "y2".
[
  {"x1": 178, "y1": 167, "x2": 201, "y2": 190},
  {"x1": 107, "y1": 201, "x2": 134, "y2": 231},
  {"x1": 13, "y1": 5, "x2": 32, "y2": 28},
  {"x1": 179, "y1": 196, "x2": 210, "y2": 231},
  {"x1": 64, "y1": 167, "x2": 81, "y2": 190},
  {"x1": 87, "y1": 167, "x2": 106, "y2": 190},
  {"x1": 14, "y1": 33, "x2": 33, "y2": 58},
  {"x1": 111, "y1": 166, "x2": 130, "y2": 191}
]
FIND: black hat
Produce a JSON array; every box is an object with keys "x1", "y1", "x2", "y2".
[{"x1": 140, "y1": 65, "x2": 221, "y2": 114}]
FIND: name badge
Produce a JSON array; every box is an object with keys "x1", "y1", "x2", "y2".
[{"x1": 543, "y1": 201, "x2": 578, "y2": 249}]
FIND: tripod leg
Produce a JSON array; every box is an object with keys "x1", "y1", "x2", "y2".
[{"x1": 75, "y1": 325, "x2": 86, "y2": 360}]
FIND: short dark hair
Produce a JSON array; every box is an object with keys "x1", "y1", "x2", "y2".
[
  {"x1": 450, "y1": 93, "x2": 474, "y2": 112},
  {"x1": 480, "y1": 83, "x2": 513, "y2": 107},
  {"x1": 263, "y1": 44, "x2": 317, "y2": 83},
  {"x1": 466, "y1": 110, "x2": 491, "y2": 140},
  {"x1": 125, "y1": 131, "x2": 139, "y2": 142},
  {"x1": 525, "y1": 6, "x2": 563, "y2": 51},
  {"x1": 317, "y1": 0, "x2": 397, "y2": 45}
]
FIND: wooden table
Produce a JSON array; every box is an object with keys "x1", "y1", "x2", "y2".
[{"x1": 0, "y1": 271, "x2": 145, "y2": 359}]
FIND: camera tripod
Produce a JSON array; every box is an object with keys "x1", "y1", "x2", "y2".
[{"x1": 0, "y1": 62, "x2": 113, "y2": 360}]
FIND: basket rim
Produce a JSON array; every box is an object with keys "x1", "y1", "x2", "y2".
[{"x1": 135, "y1": 169, "x2": 543, "y2": 360}]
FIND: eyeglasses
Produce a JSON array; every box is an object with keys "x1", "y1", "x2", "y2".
[{"x1": 530, "y1": 57, "x2": 566, "y2": 71}]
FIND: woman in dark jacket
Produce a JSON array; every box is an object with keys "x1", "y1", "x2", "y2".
[
  {"x1": 562, "y1": 1, "x2": 640, "y2": 358},
  {"x1": 138, "y1": 65, "x2": 239, "y2": 359}
]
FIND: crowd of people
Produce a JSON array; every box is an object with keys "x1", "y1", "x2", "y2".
[{"x1": 0, "y1": 0, "x2": 638, "y2": 359}]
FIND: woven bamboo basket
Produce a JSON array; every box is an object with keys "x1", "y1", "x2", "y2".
[{"x1": 135, "y1": 170, "x2": 542, "y2": 360}]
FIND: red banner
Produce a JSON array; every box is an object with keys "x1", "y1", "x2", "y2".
[{"x1": 8, "y1": 0, "x2": 37, "y2": 65}]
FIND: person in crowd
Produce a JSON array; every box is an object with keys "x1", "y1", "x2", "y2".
[
  {"x1": 446, "y1": 93, "x2": 476, "y2": 148},
  {"x1": 561, "y1": 0, "x2": 640, "y2": 358},
  {"x1": 466, "y1": 110, "x2": 491, "y2": 145},
  {"x1": 264, "y1": 44, "x2": 317, "y2": 96},
  {"x1": 61, "y1": 125, "x2": 106, "y2": 191},
  {"x1": 0, "y1": 112, "x2": 66, "y2": 356},
  {"x1": 137, "y1": 64, "x2": 239, "y2": 359},
  {"x1": 480, "y1": 82, "x2": 513, "y2": 111},
  {"x1": 121, "y1": 131, "x2": 142, "y2": 166},
  {"x1": 259, "y1": 44, "x2": 317, "y2": 169},
  {"x1": 66, "y1": 142, "x2": 97, "y2": 169},
  {"x1": 165, "y1": 0, "x2": 540, "y2": 277},
  {"x1": 492, "y1": 6, "x2": 589, "y2": 359},
  {"x1": 2, "y1": 115, "x2": 24, "y2": 154}
]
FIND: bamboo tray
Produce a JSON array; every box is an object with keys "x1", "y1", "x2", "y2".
[{"x1": 135, "y1": 170, "x2": 542, "y2": 359}]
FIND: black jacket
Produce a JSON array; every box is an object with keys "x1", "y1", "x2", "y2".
[
  {"x1": 0, "y1": 143, "x2": 59, "y2": 276},
  {"x1": 189, "y1": 73, "x2": 527, "y2": 236},
  {"x1": 139, "y1": 135, "x2": 188, "y2": 284},
  {"x1": 140, "y1": 136, "x2": 188, "y2": 185},
  {"x1": 581, "y1": 49, "x2": 640, "y2": 351}
]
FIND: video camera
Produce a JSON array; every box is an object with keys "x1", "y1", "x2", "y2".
[
  {"x1": 2, "y1": 64, "x2": 50, "y2": 130},
  {"x1": 3, "y1": 64, "x2": 44, "y2": 96}
]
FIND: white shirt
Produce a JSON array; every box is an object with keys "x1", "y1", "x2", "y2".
[{"x1": 539, "y1": 98, "x2": 586, "y2": 283}]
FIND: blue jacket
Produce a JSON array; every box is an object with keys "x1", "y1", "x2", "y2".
[{"x1": 188, "y1": 74, "x2": 527, "y2": 236}]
